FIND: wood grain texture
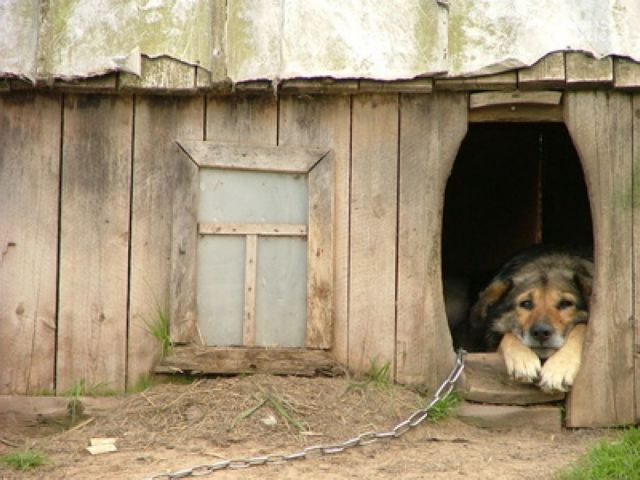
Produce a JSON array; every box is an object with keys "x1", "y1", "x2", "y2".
[
  {"x1": 128, "y1": 96, "x2": 203, "y2": 387},
  {"x1": 199, "y1": 223, "x2": 307, "y2": 236},
  {"x1": 180, "y1": 140, "x2": 327, "y2": 172},
  {"x1": 0, "y1": 94, "x2": 61, "y2": 394},
  {"x1": 614, "y1": 58, "x2": 640, "y2": 89},
  {"x1": 58, "y1": 95, "x2": 133, "y2": 392},
  {"x1": 564, "y1": 91, "x2": 635, "y2": 427},
  {"x1": 396, "y1": 93, "x2": 467, "y2": 387},
  {"x1": 566, "y1": 53, "x2": 613, "y2": 86},
  {"x1": 155, "y1": 345, "x2": 340, "y2": 376},
  {"x1": 633, "y1": 93, "x2": 640, "y2": 423},
  {"x1": 517, "y1": 52, "x2": 566, "y2": 89},
  {"x1": 243, "y1": 234, "x2": 257, "y2": 346},
  {"x1": 435, "y1": 72, "x2": 517, "y2": 91},
  {"x1": 306, "y1": 153, "x2": 334, "y2": 348},
  {"x1": 468, "y1": 104, "x2": 563, "y2": 123},
  {"x1": 119, "y1": 57, "x2": 196, "y2": 92},
  {"x1": 349, "y1": 94, "x2": 399, "y2": 375},
  {"x1": 278, "y1": 95, "x2": 351, "y2": 360},
  {"x1": 470, "y1": 91, "x2": 562, "y2": 109}
]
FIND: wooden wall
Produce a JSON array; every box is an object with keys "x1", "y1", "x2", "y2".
[{"x1": 0, "y1": 88, "x2": 638, "y2": 428}]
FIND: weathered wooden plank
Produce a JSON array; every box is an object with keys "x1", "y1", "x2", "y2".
[
  {"x1": 199, "y1": 223, "x2": 307, "y2": 236},
  {"x1": 517, "y1": 52, "x2": 566, "y2": 89},
  {"x1": 179, "y1": 140, "x2": 327, "y2": 173},
  {"x1": 470, "y1": 91, "x2": 562, "y2": 109},
  {"x1": 633, "y1": 94, "x2": 640, "y2": 423},
  {"x1": 614, "y1": 58, "x2": 640, "y2": 89},
  {"x1": 456, "y1": 403, "x2": 562, "y2": 433},
  {"x1": 119, "y1": 57, "x2": 196, "y2": 92},
  {"x1": 359, "y1": 79, "x2": 433, "y2": 94},
  {"x1": 128, "y1": 96, "x2": 203, "y2": 388},
  {"x1": 564, "y1": 91, "x2": 634, "y2": 427},
  {"x1": 243, "y1": 234, "x2": 257, "y2": 346},
  {"x1": 170, "y1": 145, "x2": 200, "y2": 344},
  {"x1": 459, "y1": 353, "x2": 565, "y2": 405},
  {"x1": 58, "y1": 95, "x2": 132, "y2": 393},
  {"x1": 155, "y1": 345, "x2": 341, "y2": 376},
  {"x1": 469, "y1": 104, "x2": 563, "y2": 123},
  {"x1": 396, "y1": 92, "x2": 467, "y2": 387},
  {"x1": 0, "y1": 93, "x2": 60, "y2": 394},
  {"x1": 305, "y1": 153, "x2": 334, "y2": 348},
  {"x1": 280, "y1": 79, "x2": 359, "y2": 95},
  {"x1": 0, "y1": 396, "x2": 122, "y2": 425},
  {"x1": 349, "y1": 94, "x2": 399, "y2": 375},
  {"x1": 278, "y1": 96, "x2": 351, "y2": 358},
  {"x1": 435, "y1": 72, "x2": 517, "y2": 91},
  {"x1": 566, "y1": 53, "x2": 613, "y2": 87},
  {"x1": 54, "y1": 74, "x2": 118, "y2": 92}
]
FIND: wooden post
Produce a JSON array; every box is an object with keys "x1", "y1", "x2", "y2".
[
  {"x1": 396, "y1": 92, "x2": 467, "y2": 388},
  {"x1": 563, "y1": 91, "x2": 635, "y2": 427}
]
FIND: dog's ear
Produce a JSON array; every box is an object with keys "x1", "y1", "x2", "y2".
[
  {"x1": 469, "y1": 279, "x2": 512, "y2": 327},
  {"x1": 574, "y1": 272, "x2": 593, "y2": 307}
]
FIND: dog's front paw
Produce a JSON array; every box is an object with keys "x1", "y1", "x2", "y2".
[
  {"x1": 538, "y1": 350, "x2": 581, "y2": 393},
  {"x1": 503, "y1": 348, "x2": 541, "y2": 384}
]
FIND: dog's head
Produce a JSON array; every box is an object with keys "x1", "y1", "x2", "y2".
[{"x1": 469, "y1": 252, "x2": 593, "y2": 358}]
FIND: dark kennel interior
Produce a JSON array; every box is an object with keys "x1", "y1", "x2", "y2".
[{"x1": 442, "y1": 123, "x2": 593, "y2": 351}]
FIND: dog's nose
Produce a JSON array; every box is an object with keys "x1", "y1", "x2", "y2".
[{"x1": 531, "y1": 323, "x2": 554, "y2": 342}]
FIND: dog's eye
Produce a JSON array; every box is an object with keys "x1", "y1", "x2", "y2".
[
  {"x1": 519, "y1": 300, "x2": 534, "y2": 310},
  {"x1": 557, "y1": 299, "x2": 574, "y2": 310}
]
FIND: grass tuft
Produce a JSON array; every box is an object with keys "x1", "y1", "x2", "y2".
[
  {"x1": 145, "y1": 310, "x2": 173, "y2": 358},
  {"x1": 555, "y1": 427, "x2": 640, "y2": 480},
  {"x1": 0, "y1": 449, "x2": 48, "y2": 471},
  {"x1": 426, "y1": 391, "x2": 461, "y2": 423},
  {"x1": 346, "y1": 359, "x2": 393, "y2": 393}
]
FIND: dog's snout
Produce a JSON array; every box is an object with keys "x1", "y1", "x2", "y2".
[{"x1": 530, "y1": 322, "x2": 554, "y2": 342}]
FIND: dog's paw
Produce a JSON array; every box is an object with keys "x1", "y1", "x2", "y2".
[
  {"x1": 503, "y1": 348, "x2": 541, "y2": 384},
  {"x1": 538, "y1": 351, "x2": 581, "y2": 393}
]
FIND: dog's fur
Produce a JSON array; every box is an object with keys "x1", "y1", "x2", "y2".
[{"x1": 469, "y1": 248, "x2": 593, "y2": 393}]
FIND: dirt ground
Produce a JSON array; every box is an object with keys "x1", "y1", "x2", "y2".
[{"x1": 0, "y1": 375, "x2": 609, "y2": 480}]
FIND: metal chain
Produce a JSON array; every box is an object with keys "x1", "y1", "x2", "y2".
[{"x1": 144, "y1": 350, "x2": 465, "y2": 480}]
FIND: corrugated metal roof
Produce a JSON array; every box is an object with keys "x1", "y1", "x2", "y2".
[{"x1": 2, "y1": 0, "x2": 639, "y2": 83}]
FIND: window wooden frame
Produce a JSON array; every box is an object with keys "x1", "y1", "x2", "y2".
[{"x1": 176, "y1": 140, "x2": 334, "y2": 349}]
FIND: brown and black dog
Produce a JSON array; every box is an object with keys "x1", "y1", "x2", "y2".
[{"x1": 469, "y1": 248, "x2": 593, "y2": 393}]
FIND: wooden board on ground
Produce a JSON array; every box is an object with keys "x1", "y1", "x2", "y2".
[
  {"x1": 456, "y1": 403, "x2": 562, "y2": 433},
  {"x1": 396, "y1": 93, "x2": 467, "y2": 388},
  {"x1": 349, "y1": 94, "x2": 399, "y2": 375},
  {"x1": 563, "y1": 91, "x2": 635, "y2": 427},
  {"x1": 458, "y1": 353, "x2": 565, "y2": 405},
  {"x1": 0, "y1": 94, "x2": 60, "y2": 395},
  {"x1": 0, "y1": 396, "x2": 122, "y2": 425},
  {"x1": 155, "y1": 346, "x2": 341, "y2": 377},
  {"x1": 57, "y1": 95, "x2": 132, "y2": 393},
  {"x1": 128, "y1": 96, "x2": 203, "y2": 388}
]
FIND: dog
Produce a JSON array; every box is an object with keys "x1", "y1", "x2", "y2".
[{"x1": 469, "y1": 248, "x2": 593, "y2": 393}]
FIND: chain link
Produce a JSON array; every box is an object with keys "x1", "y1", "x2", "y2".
[{"x1": 144, "y1": 350, "x2": 465, "y2": 480}]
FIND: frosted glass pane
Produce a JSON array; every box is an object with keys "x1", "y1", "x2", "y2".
[
  {"x1": 199, "y1": 169, "x2": 308, "y2": 223},
  {"x1": 197, "y1": 236, "x2": 245, "y2": 346},
  {"x1": 255, "y1": 237, "x2": 307, "y2": 347}
]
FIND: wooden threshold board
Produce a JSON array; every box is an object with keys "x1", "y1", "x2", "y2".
[
  {"x1": 155, "y1": 346, "x2": 343, "y2": 377},
  {"x1": 459, "y1": 352, "x2": 565, "y2": 405}
]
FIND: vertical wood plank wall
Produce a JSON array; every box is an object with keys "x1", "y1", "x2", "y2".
[
  {"x1": 0, "y1": 89, "x2": 637, "y2": 428},
  {"x1": 564, "y1": 92, "x2": 635, "y2": 426},
  {"x1": 57, "y1": 95, "x2": 133, "y2": 392},
  {"x1": 0, "y1": 94, "x2": 60, "y2": 394}
]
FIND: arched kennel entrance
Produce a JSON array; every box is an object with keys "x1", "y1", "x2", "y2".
[{"x1": 437, "y1": 91, "x2": 634, "y2": 427}]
